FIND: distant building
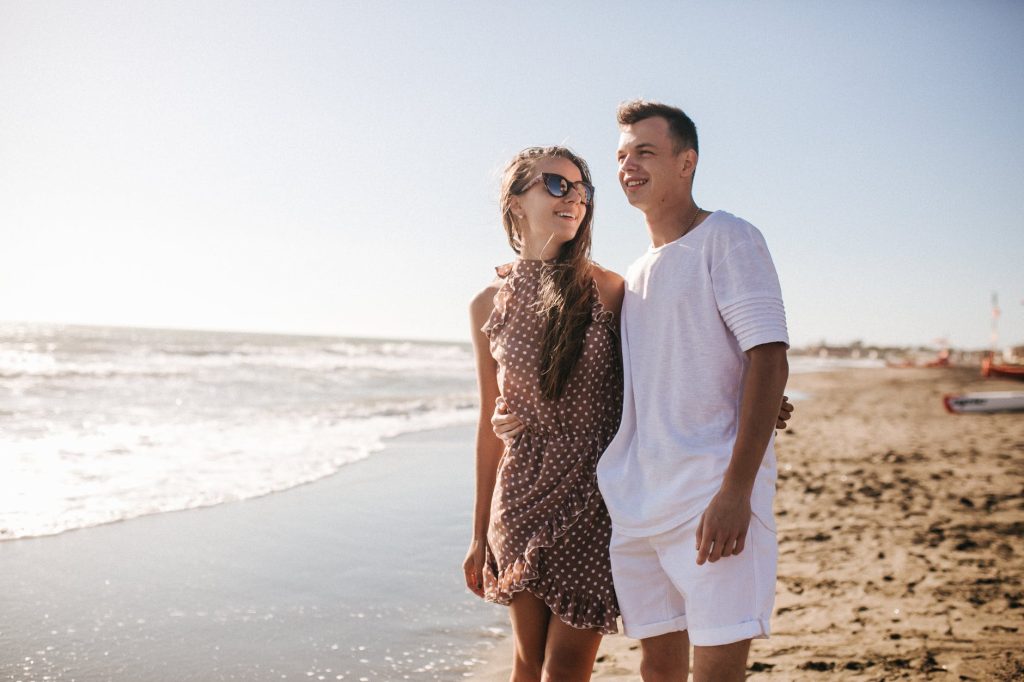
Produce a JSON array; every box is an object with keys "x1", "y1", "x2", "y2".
[{"x1": 791, "y1": 342, "x2": 989, "y2": 367}]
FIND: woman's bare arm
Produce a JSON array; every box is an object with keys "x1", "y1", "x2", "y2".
[{"x1": 462, "y1": 283, "x2": 505, "y2": 597}]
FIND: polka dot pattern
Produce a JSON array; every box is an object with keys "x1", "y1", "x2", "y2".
[{"x1": 480, "y1": 258, "x2": 623, "y2": 634}]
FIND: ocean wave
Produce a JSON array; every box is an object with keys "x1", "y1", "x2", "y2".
[
  {"x1": 0, "y1": 343, "x2": 474, "y2": 379},
  {"x1": 0, "y1": 325, "x2": 481, "y2": 541},
  {"x1": 0, "y1": 403, "x2": 476, "y2": 541}
]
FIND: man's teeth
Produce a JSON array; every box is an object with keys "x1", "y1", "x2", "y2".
[{"x1": 626, "y1": 179, "x2": 647, "y2": 187}]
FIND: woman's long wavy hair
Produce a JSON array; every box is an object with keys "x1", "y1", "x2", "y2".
[{"x1": 499, "y1": 146, "x2": 595, "y2": 401}]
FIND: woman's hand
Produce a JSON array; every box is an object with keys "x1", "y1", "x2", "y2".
[
  {"x1": 776, "y1": 395, "x2": 794, "y2": 430},
  {"x1": 491, "y1": 396, "x2": 525, "y2": 443},
  {"x1": 462, "y1": 539, "x2": 487, "y2": 598}
]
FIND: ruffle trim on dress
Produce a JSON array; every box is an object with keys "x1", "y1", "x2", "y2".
[
  {"x1": 524, "y1": 575, "x2": 619, "y2": 635},
  {"x1": 589, "y1": 278, "x2": 616, "y2": 327},
  {"x1": 483, "y1": 453, "x2": 619, "y2": 634},
  {"x1": 480, "y1": 262, "x2": 516, "y2": 339}
]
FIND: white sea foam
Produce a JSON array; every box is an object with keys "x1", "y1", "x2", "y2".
[
  {"x1": 0, "y1": 338, "x2": 473, "y2": 379},
  {"x1": 0, "y1": 403, "x2": 475, "y2": 540},
  {"x1": 0, "y1": 324, "x2": 477, "y2": 540}
]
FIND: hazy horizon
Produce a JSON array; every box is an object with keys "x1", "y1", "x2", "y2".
[{"x1": 2, "y1": 318, "x2": 1008, "y2": 352}]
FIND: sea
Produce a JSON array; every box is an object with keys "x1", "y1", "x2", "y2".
[{"x1": 0, "y1": 323, "x2": 478, "y2": 541}]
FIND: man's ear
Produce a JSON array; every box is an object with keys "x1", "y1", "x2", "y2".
[{"x1": 679, "y1": 149, "x2": 698, "y2": 179}]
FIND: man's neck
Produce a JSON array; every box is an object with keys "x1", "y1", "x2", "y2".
[{"x1": 645, "y1": 196, "x2": 703, "y2": 248}]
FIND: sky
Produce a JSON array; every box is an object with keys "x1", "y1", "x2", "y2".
[{"x1": 1, "y1": 1, "x2": 1022, "y2": 349}]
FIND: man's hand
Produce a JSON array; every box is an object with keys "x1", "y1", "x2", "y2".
[
  {"x1": 491, "y1": 396, "x2": 524, "y2": 443},
  {"x1": 777, "y1": 395, "x2": 794, "y2": 430},
  {"x1": 695, "y1": 487, "x2": 752, "y2": 565}
]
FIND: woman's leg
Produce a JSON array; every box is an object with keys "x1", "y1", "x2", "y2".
[
  {"x1": 541, "y1": 615, "x2": 603, "y2": 682},
  {"x1": 507, "y1": 591, "x2": 550, "y2": 682}
]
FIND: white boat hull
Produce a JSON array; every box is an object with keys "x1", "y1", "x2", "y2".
[{"x1": 944, "y1": 391, "x2": 1024, "y2": 414}]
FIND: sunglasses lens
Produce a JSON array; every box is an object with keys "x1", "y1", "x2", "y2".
[
  {"x1": 570, "y1": 181, "x2": 592, "y2": 205},
  {"x1": 542, "y1": 174, "x2": 593, "y2": 205},
  {"x1": 544, "y1": 174, "x2": 570, "y2": 198}
]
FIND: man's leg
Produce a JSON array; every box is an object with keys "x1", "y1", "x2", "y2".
[
  {"x1": 608, "y1": 528, "x2": 689, "y2": 646},
  {"x1": 648, "y1": 513, "x2": 776, "y2": 681},
  {"x1": 692, "y1": 640, "x2": 750, "y2": 682},
  {"x1": 639, "y1": 631, "x2": 688, "y2": 682}
]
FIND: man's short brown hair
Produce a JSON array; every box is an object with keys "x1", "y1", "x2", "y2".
[{"x1": 617, "y1": 100, "x2": 699, "y2": 155}]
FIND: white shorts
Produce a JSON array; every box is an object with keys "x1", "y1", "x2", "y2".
[{"x1": 609, "y1": 512, "x2": 777, "y2": 646}]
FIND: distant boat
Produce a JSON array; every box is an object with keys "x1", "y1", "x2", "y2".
[
  {"x1": 981, "y1": 356, "x2": 1024, "y2": 381},
  {"x1": 944, "y1": 391, "x2": 1024, "y2": 414}
]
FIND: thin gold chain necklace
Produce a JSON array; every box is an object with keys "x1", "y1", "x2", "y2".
[{"x1": 682, "y1": 204, "x2": 702, "y2": 237}]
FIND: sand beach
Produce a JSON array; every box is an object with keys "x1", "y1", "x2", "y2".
[{"x1": 475, "y1": 367, "x2": 1024, "y2": 681}]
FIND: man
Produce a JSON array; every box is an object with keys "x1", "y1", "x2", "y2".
[{"x1": 596, "y1": 100, "x2": 789, "y2": 681}]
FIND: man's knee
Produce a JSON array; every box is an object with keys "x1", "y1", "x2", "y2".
[
  {"x1": 639, "y1": 658, "x2": 687, "y2": 682},
  {"x1": 691, "y1": 639, "x2": 751, "y2": 682},
  {"x1": 639, "y1": 633, "x2": 689, "y2": 682},
  {"x1": 641, "y1": 655, "x2": 689, "y2": 681}
]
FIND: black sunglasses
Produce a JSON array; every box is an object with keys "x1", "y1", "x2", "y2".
[{"x1": 520, "y1": 172, "x2": 594, "y2": 206}]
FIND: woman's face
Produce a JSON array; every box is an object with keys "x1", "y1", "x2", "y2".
[{"x1": 511, "y1": 156, "x2": 589, "y2": 256}]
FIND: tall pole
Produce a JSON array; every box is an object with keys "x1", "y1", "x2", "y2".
[{"x1": 991, "y1": 292, "x2": 1000, "y2": 357}]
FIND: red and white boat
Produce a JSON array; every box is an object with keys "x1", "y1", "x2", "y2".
[{"x1": 982, "y1": 356, "x2": 1024, "y2": 381}]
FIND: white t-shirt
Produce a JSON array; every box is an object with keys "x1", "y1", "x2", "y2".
[{"x1": 596, "y1": 211, "x2": 789, "y2": 537}]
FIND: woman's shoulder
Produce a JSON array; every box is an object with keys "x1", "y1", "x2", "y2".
[
  {"x1": 589, "y1": 262, "x2": 625, "y2": 315},
  {"x1": 589, "y1": 262, "x2": 624, "y2": 286},
  {"x1": 468, "y1": 276, "x2": 504, "y2": 326}
]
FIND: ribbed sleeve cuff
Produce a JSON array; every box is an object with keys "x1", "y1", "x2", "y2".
[{"x1": 719, "y1": 296, "x2": 789, "y2": 352}]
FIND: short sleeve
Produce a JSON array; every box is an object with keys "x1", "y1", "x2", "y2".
[{"x1": 710, "y1": 228, "x2": 789, "y2": 352}]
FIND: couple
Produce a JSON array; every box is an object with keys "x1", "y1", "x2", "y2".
[{"x1": 463, "y1": 100, "x2": 791, "y2": 681}]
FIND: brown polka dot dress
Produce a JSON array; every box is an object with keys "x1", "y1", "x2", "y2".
[{"x1": 480, "y1": 258, "x2": 622, "y2": 634}]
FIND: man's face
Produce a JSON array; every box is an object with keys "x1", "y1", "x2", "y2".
[{"x1": 616, "y1": 116, "x2": 692, "y2": 211}]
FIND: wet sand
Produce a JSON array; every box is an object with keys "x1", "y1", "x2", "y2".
[{"x1": 475, "y1": 367, "x2": 1024, "y2": 681}]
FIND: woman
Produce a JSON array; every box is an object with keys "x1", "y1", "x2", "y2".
[
  {"x1": 464, "y1": 146, "x2": 620, "y2": 680},
  {"x1": 463, "y1": 146, "x2": 790, "y2": 680}
]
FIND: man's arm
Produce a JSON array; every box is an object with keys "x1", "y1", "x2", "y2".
[{"x1": 695, "y1": 341, "x2": 789, "y2": 565}]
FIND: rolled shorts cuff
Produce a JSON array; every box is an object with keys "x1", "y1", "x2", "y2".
[
  {"x1": 688, "y1": 616, "x2": 771, "y2": 647},
  {"x1": 622, "y1": 615, "x2": 688, "y2": 641}
]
